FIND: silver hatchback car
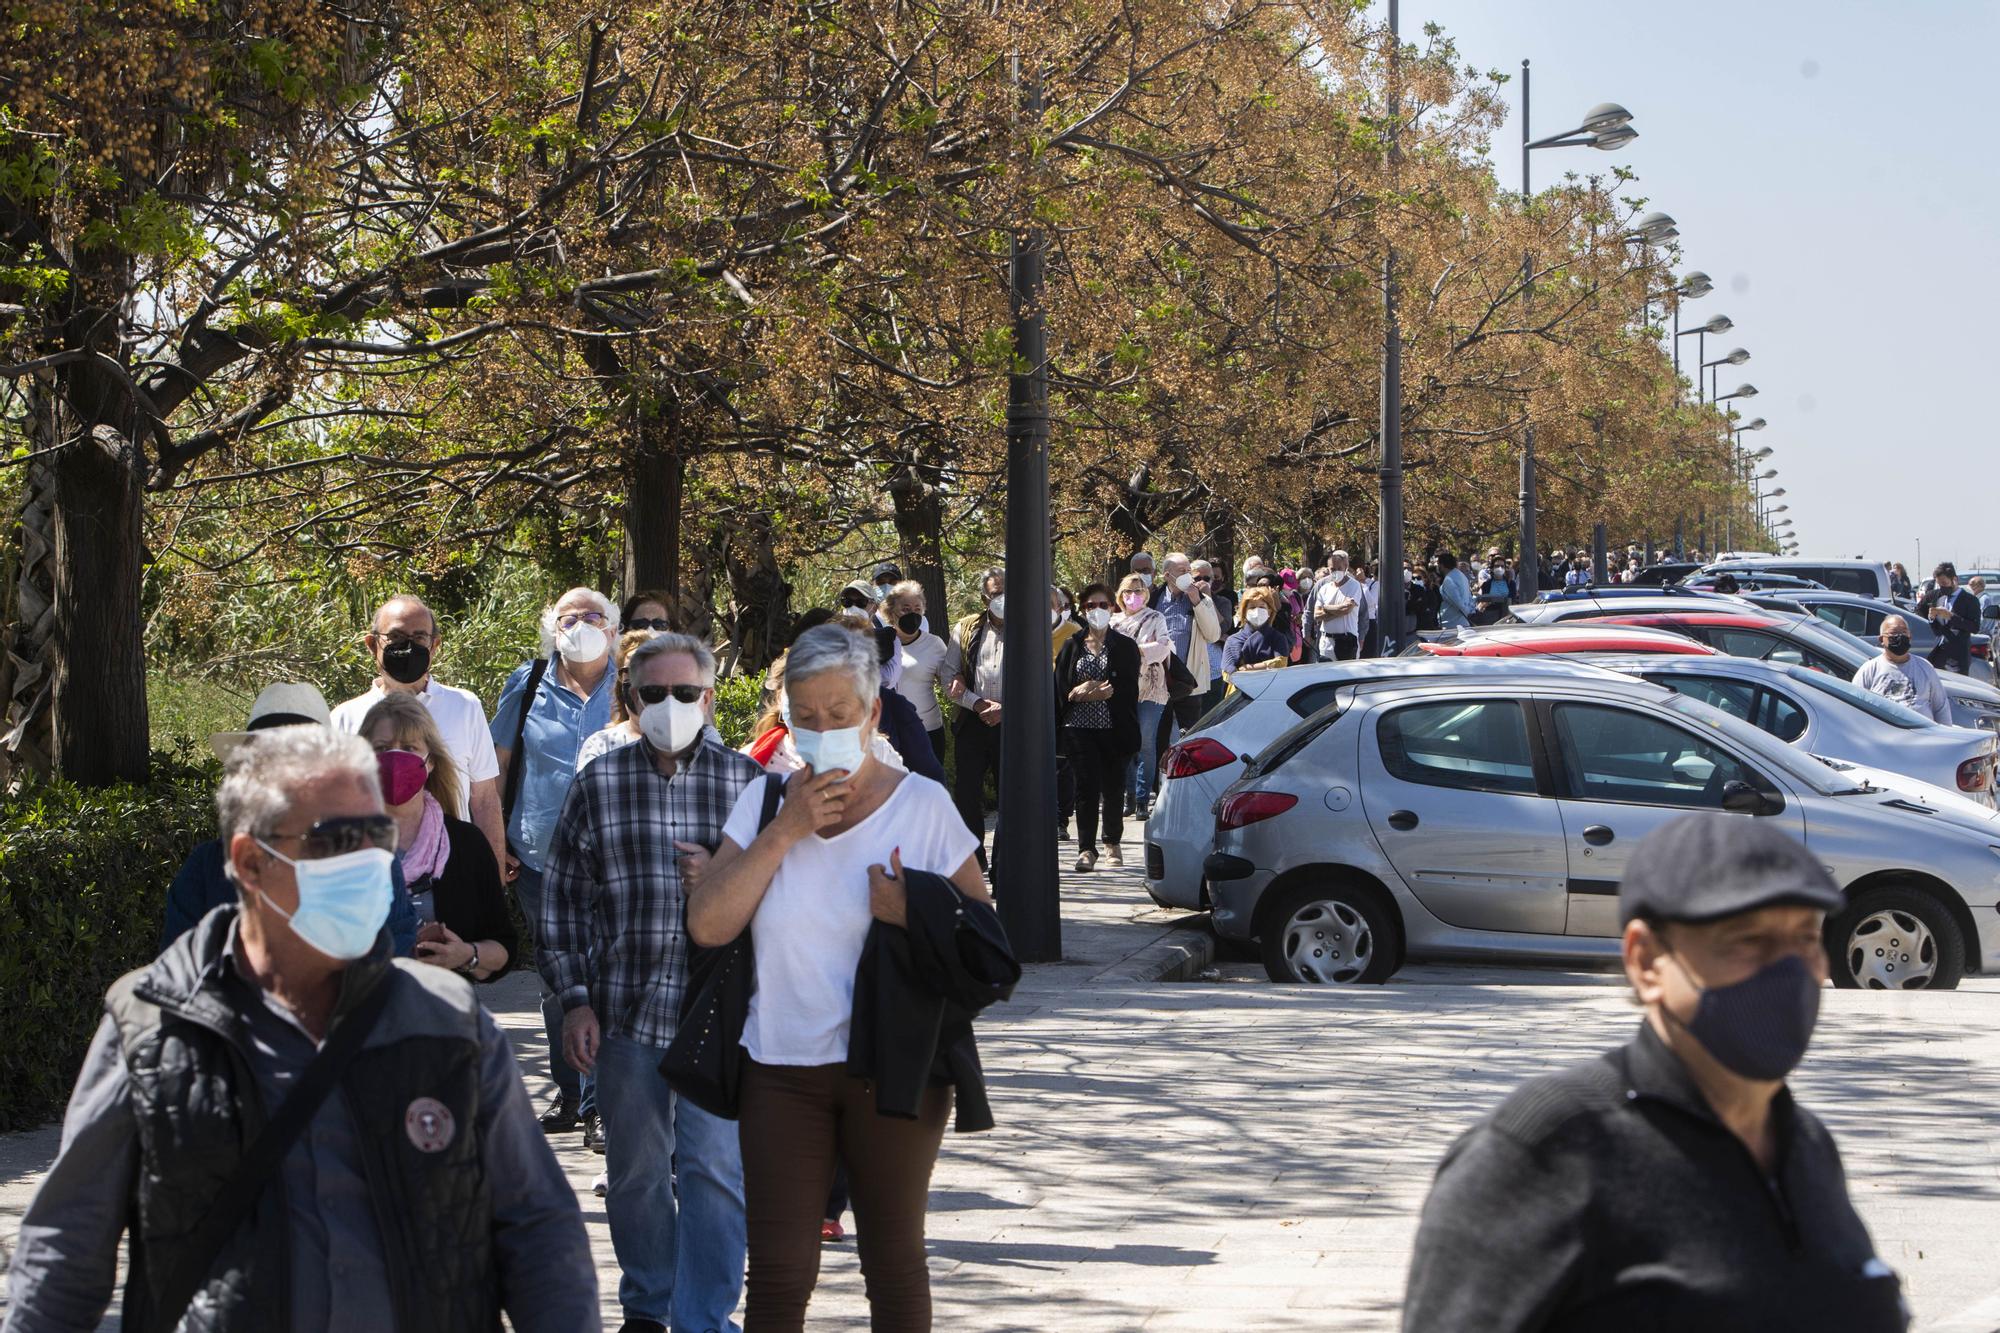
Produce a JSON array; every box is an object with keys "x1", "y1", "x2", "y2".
[{"x1": 1207, "y1": 676, "x2": 2000, "y2": 990}]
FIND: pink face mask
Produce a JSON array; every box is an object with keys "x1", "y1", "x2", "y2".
[
  {"x1": 1121, "y1": 592, "x2": 1146, "y2": 611},
  {"x1": 377, "y1": 749, "x2": 429, "y2": 807}
]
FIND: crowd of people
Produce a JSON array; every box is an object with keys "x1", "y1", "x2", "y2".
[
  {"x1": 5, "y1": 580, "x2": 1018, "y2": 1333},
  {"x1": 3, "y1": 544, "x2": 1938, "y2": 1332}
]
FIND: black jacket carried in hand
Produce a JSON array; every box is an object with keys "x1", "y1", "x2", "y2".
[
  {"x1": 878, "y1": 685, "x2": 946, "y2": 783},
  {"x1": 848, "y1": 868, "x2": 1020, "y2": 1132},
  {"x1": 1916, "y1": 585, "x2": 1978, "y2": 672}
]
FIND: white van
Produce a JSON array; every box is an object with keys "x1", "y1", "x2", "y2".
[{"x1": 1697, "y1": 557, "x2": 1891, "y2": 601}]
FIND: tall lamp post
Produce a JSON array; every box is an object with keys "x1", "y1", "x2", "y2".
[
  {"x1": 1670, "y1": 271, "x2": 1713, "y2": 374},
  {"x1": 1702, "y1": 346, "x2": 1750, "y2": 405},
  {"x1": 1675, "y1": 314, "x2": 1732, "y2": 399},
  {"x1": 996, "y1": 48, "x2": 1060, "y2": 961},
  {"x1": 1519, "y1": 59, "x2": 1638, "y2": 596},
  {"x1": 1377, "y1": 0, "x2": 1406, "y2": 654}
]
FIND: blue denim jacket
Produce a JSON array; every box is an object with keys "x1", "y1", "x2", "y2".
[{"x1": 488, "y1": 656, "x2": 618, "y2": 873}]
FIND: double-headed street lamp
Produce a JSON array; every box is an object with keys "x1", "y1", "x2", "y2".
[
  {"x1": 1518, "y1": 60, "x2": 1638, "y2": 596},
  {"x1": 1668, "y1": 272, "x2": 1714, "y2": 373}
]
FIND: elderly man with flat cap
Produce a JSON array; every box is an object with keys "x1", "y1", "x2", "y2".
[{"x1": 1403, "y1": 814, "x2": 1908, "y2": 1333}]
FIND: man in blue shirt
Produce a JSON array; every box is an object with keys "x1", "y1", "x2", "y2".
[{"x1": 490, "y1": 587, "x2": 622, "y2": 1133}]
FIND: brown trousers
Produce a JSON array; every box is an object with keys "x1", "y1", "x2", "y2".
[{"x1": 738, "y1": 1060, "x2": 951, "y2": 1332}]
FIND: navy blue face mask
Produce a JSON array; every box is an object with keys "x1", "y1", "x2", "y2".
[{"x1": 1673, "y1": 952, "x2": 1822, "y2": 1081}]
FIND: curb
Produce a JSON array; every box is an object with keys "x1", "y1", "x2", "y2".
[{"x1": 1087, "y1": 921, "x2": 1217, "y2": 985}]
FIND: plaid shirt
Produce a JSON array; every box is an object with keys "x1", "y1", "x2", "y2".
[{"x1": 540, "y1": 735, "x2": 763, "y2": 1047}]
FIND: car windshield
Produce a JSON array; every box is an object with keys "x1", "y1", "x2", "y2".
[
  {"x1": 1658, "y1": 691, "x2": 1858, "y2": 794},
  {"x1": 1784, "y1": 665, "x2": 1929, "y2": 730},
  {"x1": 1187, "y1": 687, "x2": 1255, "y2": 736}
]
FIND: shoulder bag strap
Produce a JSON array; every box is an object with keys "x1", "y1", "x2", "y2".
[
  {"x1": 759, "y1": 772, "x2": 785, "y2": 830},
  {"x1": 500, "y1": 656, "x2": 550, "y2": 827},
  {"x1": 150, "y1": 975, "x2": 397, "y2": 1332}
]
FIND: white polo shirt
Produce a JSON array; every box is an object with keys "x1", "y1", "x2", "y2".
[{"x1": 331, "y1": 679, "x2": 501, "y2": 818}]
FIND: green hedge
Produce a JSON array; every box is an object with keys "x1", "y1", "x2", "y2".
[{"x1": 0, "y1": 755, "x2": 218, "y2": 1130}]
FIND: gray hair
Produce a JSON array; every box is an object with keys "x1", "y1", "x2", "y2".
[
  {"x1": 216, "y1": 727, "x2": 380, "y2": 883},
  {"x1": 537, "y1": 587, "x2": 621, "y2": 656},
  {"x1": 785, "y1": 623, "x2": 879, "y2": 710},
  {"x1": 976, "y1": 565, "x2": 1006, "y2": 596},
  {"x1": 625, "y1": 631, "x2": 716, "y2": 686}
]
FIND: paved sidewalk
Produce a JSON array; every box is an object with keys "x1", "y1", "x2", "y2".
[{"x1": 6, "y1": 859, "x2": 2000, "y2": 1331}]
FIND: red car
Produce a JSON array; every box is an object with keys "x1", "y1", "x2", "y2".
[
  {"x1": 1584, "y1": 611, "x2": 1857, "y2": 673},
  {"x1": 1416, "y1": 624, "x2": 1722, "y2": 657}
]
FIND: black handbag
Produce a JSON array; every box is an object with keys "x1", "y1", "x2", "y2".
[
  {"x1": 1164, "y1": 650, "x2": 1199, "y2": 701},
  {"x1": 661, "y1": 775, "x2": 783, "y2": 1119}
]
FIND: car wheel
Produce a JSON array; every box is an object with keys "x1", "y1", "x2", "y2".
[
  {"x1": 1827, "y1": 885, "x2": 1965, "y2": 991},
  {"x1": 1259, "y1": 882, "x2": 1401, "y2": 984}
]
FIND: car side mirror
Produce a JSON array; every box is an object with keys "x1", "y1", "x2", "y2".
[{"x1": 1721, "y1": 779, "x2": 1773, "y2": 815}]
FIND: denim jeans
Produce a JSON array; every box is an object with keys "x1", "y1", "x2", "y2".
[
  {"x1": 596, "y1": 1035, "x2": 747, "y2": 1330},
  {"x1": 512, "y1": 861, "x2": 593, "y2": 1115},
  {"x1": 1127, "y1": 699, "x2": 1167, "y2": 808}
]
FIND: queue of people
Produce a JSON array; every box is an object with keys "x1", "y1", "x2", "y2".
[{"x1": 7, "y1": 579, "x2": 1019, "y2": 1333}]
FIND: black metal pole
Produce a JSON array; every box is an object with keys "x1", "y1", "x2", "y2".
[
  {"x1": 1673, "y1": 304, "x2": 1681, "y2": 376},
  {"x1": 1593, "y1": 523, "x2": 1609, "y2": 585},
  {"x1": 1377, "y1": 0, "x2": 1406, "y2": 654},
  {"x1": 1517, "y1": 58, "x2": 1540, "y2": 598},
  {"x1": 996, "y1": 60, "x2": 1060, "y2": 963}
]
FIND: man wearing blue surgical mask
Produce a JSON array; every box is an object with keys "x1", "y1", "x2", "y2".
[
  {"x1": 6, "y1": 727, "x2": 594, "y2": 1332},
  {"x1": 1404, "y1": 815, "x2": 1908, "y2": 1333}
]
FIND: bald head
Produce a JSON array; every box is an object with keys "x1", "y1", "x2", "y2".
[
  {"x1": 1879, "y1": 615, "x2": 1911, "y2": 662},
  {"x1": 372, "y1": 594, "x2": 437, "y2": 639}
]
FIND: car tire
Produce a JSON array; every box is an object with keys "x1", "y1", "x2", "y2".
[
  {"x1": 1826, "y1": 884, "x2": 1965, "y2": 991},
  {"x1": 1259, "y1": 881, "x2": 1401, "y2": 985}
]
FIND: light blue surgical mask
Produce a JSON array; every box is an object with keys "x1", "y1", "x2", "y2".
[
  {"x1": 253, "y1": 843, "x2": 394, "y2": 961},
  {"x1": 785, "y1": 713, "x2": 869, "y2": 778}
]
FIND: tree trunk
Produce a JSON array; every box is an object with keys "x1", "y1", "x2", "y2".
[
  {"x1": 49, "y1": 415, "x2": 149, "y2": 785},
  {"x1": 0, "y1": 393, "x2": 58, "y2": 785},
  {"x1": 888, "y1": 455, "x2": 947, "y2": 632},
  {"x1": 622, "y1": 438, "x2": 684, "y2": 605},
  {"x1": 725, "y1": 514, "x2": 791, "y2": 673},
  {"x1": 1206, "y1": 501, "x2": 1237, "y2": 598}
]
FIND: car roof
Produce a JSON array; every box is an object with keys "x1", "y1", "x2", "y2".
[
  {"x1": 1585, "y1": 653, "x2": 1802, "y2": 681},
  {"x1": 1595, "y1": 611, "x2": 1790, "y2": 629},
  {"x1": 1421, "y1": 624, "x2": 1722, "y2": 655},
  {"x1": 1346, "y1": 674, "x2": 1676, "y2": 706}
]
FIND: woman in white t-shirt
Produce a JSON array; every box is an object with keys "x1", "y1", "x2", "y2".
[{"x1": 691, "y1": 624, "x2": 986, "y2": 1330}]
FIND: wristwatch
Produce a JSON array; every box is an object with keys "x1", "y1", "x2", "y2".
[{"x1": 458, "y1": 943, "x2": 481, "y2": 976}]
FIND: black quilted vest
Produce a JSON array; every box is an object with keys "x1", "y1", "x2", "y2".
[{"x1": 105, "y1": 908, "x2": 498, "y2": 1333}]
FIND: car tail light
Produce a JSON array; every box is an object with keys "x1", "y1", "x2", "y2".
[
  {"x1": 1217, "y1": 791, "x2": 1298, "y2": 830},
  {"x1": 1957, "y1": 757, "x2": 1993, "y2": 792},
  {"x1": 1975, "y1": 641, "x2": 1990, "y2": 659},
  {"x1": 1162, "y1": 737, "x2": 1237, "y2": 779}
]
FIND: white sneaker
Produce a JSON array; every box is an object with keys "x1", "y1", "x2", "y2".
[{"x1": 592, "y1": 1172, "x2": 608, "y2": 1198}]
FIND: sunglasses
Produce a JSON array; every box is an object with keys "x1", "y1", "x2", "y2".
[
  {"x1": 635, "y1": 683, "x2": 705, "y2": 705},
  {"x1": 557, "y1": 611, "x2": 609, "y2": 630},
  {"x1": 627, "y1": 618, "x2": 673, "y2": 632},
  {"x1": 1083, "y1": 601, "x2": 1113, "y2": 611},
  {"x1": 263, "y1": 814, "x2": 398, "y2": 860}
]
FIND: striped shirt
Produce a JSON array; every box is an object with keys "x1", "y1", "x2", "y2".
[{"x1": 540, "y1": 735, "x2": 763, "y2": 1047}]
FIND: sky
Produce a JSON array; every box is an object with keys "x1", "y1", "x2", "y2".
[{"x1": 1370, "y1": 0, "x2": 2000, "y2": 568}]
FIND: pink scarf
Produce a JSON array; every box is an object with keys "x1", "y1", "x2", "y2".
[{"x1": 402, "y1": 791, "x2": 451, "y2": 884}]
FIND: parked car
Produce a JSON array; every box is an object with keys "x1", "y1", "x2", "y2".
[
  {"x1": 1589, "y1": 654, "x2": 1997, "y2": 807},
  {"x1": 1141, "y1": 657, "x2": 1613, "y2": 911},
  {"x1": 1407, "y1": 623, "x2": 1725, "y2": 658},
  {"x1": 1626, "y1": 561, "x2": 1702, "y2": 586},
  {"x1": 1204, "y1": 676, "x2": 2000, "y2": 989},
  {"x1": 1695, "y1": 557, "x2": 1892, "y2": 600},
  {"x1": 1511, "y1": 600, "x2": 2000, "y2": 731},
  {"x1": 1681, "y1": 572, "x2": 1829, "y2": 593},
  {"x1": 1534, "y1": 583, "x2": 1717, "y2": 603}
]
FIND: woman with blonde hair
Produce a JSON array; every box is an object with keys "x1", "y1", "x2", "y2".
[
  {"x1": 1111, "y1": 571, "x2": 1172, "y2": 817},
  {"x1": 1220, "y1": 585, "x2": 1292, "y2": 677},
  {"x1": 359, "y1": 692, "x2": 515, "y2": 980}
]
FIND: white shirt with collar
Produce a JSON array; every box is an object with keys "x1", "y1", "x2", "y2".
[{"x1": 331, "y1": 679, "x2": 499, "y2": 817}]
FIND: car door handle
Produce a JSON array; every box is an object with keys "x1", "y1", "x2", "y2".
[
  {"x1": 1582, "y1": 825, "x2": 1615, "y2": 846},
  {"x1": 1387, "y1": 810, "x2": 1419, "y2": 831}
]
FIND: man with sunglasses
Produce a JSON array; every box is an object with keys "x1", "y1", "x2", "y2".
[
  {"x1": 542, "y1": 632, "x2": 763, "y2": 1333},
  {"x1": 8, "y1": 726, "x2": 596, "y2": 1332},
  {"x1": 331, "y1": 595, "x2": 506, "y2": 864}
]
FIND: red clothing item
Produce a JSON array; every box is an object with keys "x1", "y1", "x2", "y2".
[{"x1": 747, "y1": 723, "x2": 789, "y2": 767}]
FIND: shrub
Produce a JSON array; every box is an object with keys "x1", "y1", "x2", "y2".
[
  {"x1": 0, "y1": 753, "x2": 218, "y2": 1130},
  {"x1": 713, "y1": 672, "x2": 766, "y2": 749}
]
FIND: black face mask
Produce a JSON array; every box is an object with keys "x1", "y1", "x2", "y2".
[
  {"x1": 897, "y1": 611, "x2": 922, "y2": 635},
  {"x1": 381, "y1": 639, "x2": 432, "y2": 684},
  {"x1": 1885, "y1": 635, "x2": 1912, "y2": 655}
]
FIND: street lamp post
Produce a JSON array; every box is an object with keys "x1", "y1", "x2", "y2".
[
  {"x1": 1702, "y1": 347, "x2": 1750, "y2": 405},
  {"x1": 1670, "y1": 271, "x2": 1713, "y2": 375},
  {"x1": 997, "y1": 47, "x2": 1060, "y2": 962},
  {"x1": 1377, "y1": 0, "x2": 1406, "y2": 655},
  {"x1": 1675, "y1": 314, "x2": 1731, "y2": 400},
  {"x1": 1519, "y1": 59, "x2": 1636, "y2": 597}
]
